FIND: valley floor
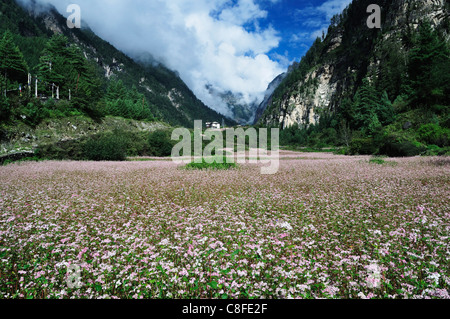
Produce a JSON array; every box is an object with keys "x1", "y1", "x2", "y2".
[{"x1": 0, "y1": 153, "x2": 449, "y2": 299}]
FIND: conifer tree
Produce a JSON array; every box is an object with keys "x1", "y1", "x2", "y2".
[
  {"x1": 352, "y1": 78, "x2": 379, "y2": 133},
  {"x1": 0, "y1": 30, "x2": 28, "y2": 97},
  {"x1": 377, "y1": 91, "x2": 395, "y2": 125},
  {"x1": 408, "y1": 21, "x2": 449, "y2": 108}
]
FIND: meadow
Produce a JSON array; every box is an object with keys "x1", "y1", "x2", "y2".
[{"x1": 0, "y1": 152, "x2": 449, "y2": 299}]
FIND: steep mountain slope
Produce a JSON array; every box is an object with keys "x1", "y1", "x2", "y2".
[
  {"x1": 1, "y1": 0, "x2": 233, "y2": 128},
  {"x1": 256, "y1": 0, "x2": 449, "y2": 129},
  {"x1": 253, "y1": 62, "x2": 299, "y2": 125}
]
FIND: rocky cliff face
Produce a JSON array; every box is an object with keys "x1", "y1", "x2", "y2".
[
  {"x1": 253, "y1": 72, "x2": 287, "y2": 125},
  {"x1": 256, "y1": 0, "x2": 449, "y2": 128}
]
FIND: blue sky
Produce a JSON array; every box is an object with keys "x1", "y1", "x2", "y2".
[
  {"x1": 258, "y1": 0, "x2": 353, "y2": 65},
  {"x1": 27, "y1": 0, "x2": 353, "y2": 116}
]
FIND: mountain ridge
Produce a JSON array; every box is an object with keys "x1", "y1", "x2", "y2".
[
  {"x1": 256, "y1": 0, "x2": 449, "y2": 128},
  {"x1": 1, "y1": 0, "x2": 235, "y2": 128}
]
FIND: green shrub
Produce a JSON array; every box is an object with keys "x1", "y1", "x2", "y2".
[
  {"x1": 35, "y1": 139, "x2": 85, "y2": 160},
  {"x1": 83, "y1": 134, "x2": 127, "y2": 161},
  {"x1": 2, "y1": 156, "x2": 42, "y2": 166},
  {"x1": 21, "y1": 102, "x2": 49, "y2": 126},
  {"x1": 424, "y1": 144, "x2": 447, "y2": 156},
  {"x1": 418, "y1": 124, "x2": 450, "y2": 147},
  {"x1": 378, "y1": 135, "x2": 426, "y2": 157},
  {"x1": 185, "y1": 156, "x2": 238, "y2": 170},
  {"x1": 0, "y1": 96, "x2": 11, "y2": 122},
  {"x1": 369, "y1": 157, "x2": 386, "y2": 165},
  {"x1": 349, "y1": 137, "x2": 379, "y2": 155},
  {"x1": 148, "y1": 130, "x2": 175, "y2": 157}
]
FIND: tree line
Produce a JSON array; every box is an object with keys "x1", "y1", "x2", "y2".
[{"x1": 0, "y1": 31, "x2": 156, "y2": 125}]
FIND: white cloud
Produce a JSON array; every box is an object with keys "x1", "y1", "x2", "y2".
[
  {"x1": 22, "y1": 0, "x2": 285, "y2": 118},
  {"x1": 295, "y1": 0, "x2": 352, "y2": 40}
]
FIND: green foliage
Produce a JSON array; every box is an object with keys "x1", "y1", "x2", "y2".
[
  {"x1": 344, "y1": 79, "x2": 395, "y2": 135},
  {"x1": 1, "y1": 156, "x2": 43, "y2": 166},
  {"x1": 349, "y1": 137, "x2": 379, "y2": 155},
  {"x1": 0, "y1": 96, "x2": 11, "y2": 121},
  {"x1": 376, "y1": 39, "x2": 408, "y2": 100},
  {"x1": 368, "y1": 156, "x2": 398, "y2": 166},
  {"x1": 0, "y1": 30, "x2": 28, "y2": 96},
  {"x1": 0, "y1": 0, "x2": 234, "y2": 128},
  {"x1": 369, "y1": 157, "x2": 386, "y2": 165},
  {"x1": 35, "y1": 129, "x2": 161, "y2": 161},
  {"x1": 103, "y1": 80, "x2": 154, "y2": 121},
  {"x1": 37, "y1": 34, "x2": 103, "y2": 115},
  {"x1": 35, "y1": 139, "x2": 85, "y2": 160},
  {"x1": 417, "y1": 124, "x2": 450, "y2": 147},
  {"x1": 184, "y1": 156, "x2": 237, "y2": 170},
  {"x1": 148, "y1": 130, "x2": 175, "y2": 157},
  {"x1": 378, "y1": 134, "x2": 426, "y2": 157},
  {"x1": 83, "y1": 133, "x2": 128, "y2": 161},
  {"x1": 21, "y1": 102, "x2": 47, "y2": 126},
  {"x1": 260, "y1": 6, "x2": 448, "y2": 158},
  {"x1": 408, "y1": 21, "x2": 450, "y2": 108}
]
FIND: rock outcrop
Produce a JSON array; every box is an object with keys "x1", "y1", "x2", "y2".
[{"x1": 256, "y1": 0, "x2": 449, "y2": 128}]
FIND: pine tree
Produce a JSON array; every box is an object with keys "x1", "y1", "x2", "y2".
[
  {"x1": 0, "y1": 30, "x2": 28, "y2": 97},
  {"x1": 377, "y1": 91, "x2": 395, "y2": 125},
  {"x1": 408, "y1": 21, "x2": 449, "y2": 108},
  {"x1": 352, "y1": 78, "x2": 380, "y2": 133},
  {"x1": 38, "y1": 35, "x2": 71, "y2": 96}
]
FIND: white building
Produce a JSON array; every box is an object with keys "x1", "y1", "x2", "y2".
[{"x1": 206, "y1": 122, "x2": 221, "y2": 129}]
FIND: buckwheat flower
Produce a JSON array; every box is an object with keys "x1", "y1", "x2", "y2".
[
  {"x1": 428, "y1": 273, "x2": 441, "y2": 285},
  {"x1": 237, "y1": 270, "x2": 247, "y2": 277},
  {"x1": 277, "y1": 221, "x2": 293, "y2": 231},
  {"x1": 324, "y1": 286, "x2": 340, "y2": 297},
  {"x1": 179, "y1": 269, "x2": 189, "y2": 277},
  {"x1": 432, "y1": 289, "x2": 449, "y2": 299},
  {"x1": 358, "y1": 292, "x2": 368, "y2": 299}
]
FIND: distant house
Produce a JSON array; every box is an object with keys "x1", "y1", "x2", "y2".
[{"x1": 206, "y1": 122, "x2": 221, "y2": 129}]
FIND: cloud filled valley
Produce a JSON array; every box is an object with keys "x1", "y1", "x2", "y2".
[{"x1": 19, "y1": 0, "x2": 287, "y2": 120}]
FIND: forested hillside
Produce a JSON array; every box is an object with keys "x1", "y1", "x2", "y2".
[
  {"x1": 0, "y1": 0, "x2": 231, "y2": 129},
  {"x1": 257, "y1": 0, "x2": 450, "y2": 157}
]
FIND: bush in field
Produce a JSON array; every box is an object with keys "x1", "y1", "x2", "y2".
[
  {"x1": 369, "y1": 157, "x2": 386, "y2": 165},
  {"x1": 349, "y1": 137, "x2": 379, "y2": 155},
  {"x1": 83, "y1": 134, "x2": 127, "y2": 161},
  {"x1": 35, "y1": 139, "x2": 85, "y2": 160},
  {"x1": 185, "y1": 156, "x2": 237, "y2": 170},
  {"x1": 148, "y1": 130, "x2": 174, "y2": 157},
  {"x1": 378, "y1": 135, "x2": 426, "y2": 157}
]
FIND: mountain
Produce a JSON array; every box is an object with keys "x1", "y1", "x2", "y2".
[
  {"x1": 205, "y1": 84, "x2": 259, "y2": 125},
  {"x1": 256, "y1": 0, "x2": 449, "y2": 129},
  {"x1": 1, "y1": 0, "x2": 234, "y2": 128},
  {"x1": 253, "y1": 62, "x2": 300, "y2": 125}
]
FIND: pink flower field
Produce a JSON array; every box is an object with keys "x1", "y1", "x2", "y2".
[{"x1": 0, "y1": 154, "x2": 449, "y2": 299}]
